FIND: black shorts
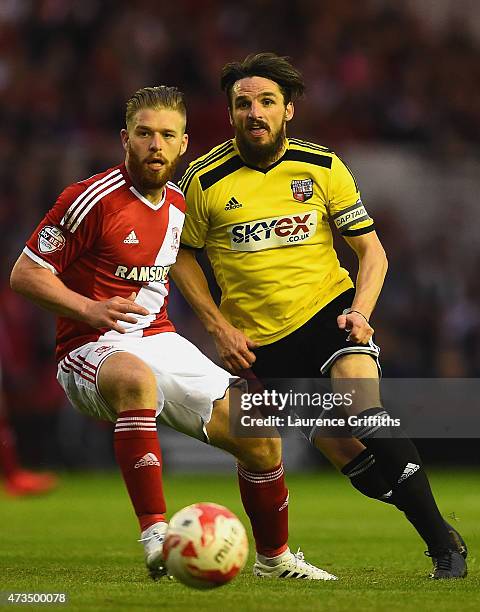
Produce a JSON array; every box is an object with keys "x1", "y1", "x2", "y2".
[{"x1": 251, "y1": 289, "x2": 380, "y2": 379}]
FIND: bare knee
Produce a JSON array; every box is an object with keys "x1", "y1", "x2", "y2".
[
  {"x1": 206, "y1": 392, "x2": 282, "y2": 470},
  {"x1": 98, "y1": 352, "x2": 157, "y2": 413},
  {"x1": 331, "y1": 354, "x2": 378, "y2": 379},
  {"x1": 331, "y1": 354, "x2": 381, "y2": 411},
  {"x1": 236, "y1": 436, "x2": 282, "y2": 471},
  {"x1": 313, "y1": 435, "x2": 366, "y2": 470}
]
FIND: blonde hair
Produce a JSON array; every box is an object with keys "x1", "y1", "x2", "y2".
[{"x1": 125, "y1": 86, "x2": 186, "y2": 131}]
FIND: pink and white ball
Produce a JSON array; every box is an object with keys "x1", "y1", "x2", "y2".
[{"x1": 163, "y1": 502, "x2": 249, "y2": 589}]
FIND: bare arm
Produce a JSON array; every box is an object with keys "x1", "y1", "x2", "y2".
[
  {"x1": 170, "y1": 247, "x2": 257, "y2": 373},
  {"x1": 10, "y1": 253, "x2": 149, "y2": 334},
  {"x1": 337, "y1": 231, "x2": 388, "y2": 343}
]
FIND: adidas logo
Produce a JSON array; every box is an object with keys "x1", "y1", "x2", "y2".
[
  {"x1": 124, "y1": 230, "x2": 139, "y2": 244},
  {"x1": 278, "y1": 492, "x2": 289, "y2": 512},
  {"x1": 398, "y1": 462, "x2": 420, "y2": 484},
  {"x1": 225, "y1": 196, "x2": 242, "y2": 211},
  {"x1": 134, "y1": 453, "x2": 160, "y2": 469}
]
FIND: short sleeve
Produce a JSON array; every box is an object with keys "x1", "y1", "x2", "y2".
[
  {"x1": 24, "y1": 183, "x2": 100, "y2": 274},
  {"x1": 179, "y1": 172, "x2": 210, "y2": 249},
  {"x1": 327, "y1": 155, "x2": 375, "y2": 236}
]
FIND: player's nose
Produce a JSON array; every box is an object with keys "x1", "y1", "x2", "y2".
[
  {"x1": 149, "y1": 133, "x2": 162, "y2": 151},
  {"x1": 248, "y1": 101, "x2": 263, "y2": 119}
]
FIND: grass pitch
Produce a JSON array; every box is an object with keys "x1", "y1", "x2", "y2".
[{"x1": 0, "y1": 469, "x2": 478, "y2": 611}]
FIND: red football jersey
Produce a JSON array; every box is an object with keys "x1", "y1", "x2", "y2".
[{"x1": 24, "y1": 164, "x2": 185, "y2": 361}]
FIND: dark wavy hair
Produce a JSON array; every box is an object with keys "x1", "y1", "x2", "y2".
[{"x1": 221, "y1": 52, "x2": 305, "y2": 106}]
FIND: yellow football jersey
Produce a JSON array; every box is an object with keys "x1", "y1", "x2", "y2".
[{"x1": 178, "y1": 138, "x2": 374, "y2": 345}]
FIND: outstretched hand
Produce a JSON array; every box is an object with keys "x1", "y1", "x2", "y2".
[{"x1": 84, "y1": 292, "x2": 150, "y2": 333}]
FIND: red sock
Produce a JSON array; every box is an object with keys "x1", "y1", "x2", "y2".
[
  {"x1": 0, "y1": 416, "x2": 20, "y2": 478},
  {"x1": 237, "y1": 462, "x2": 289, "y2": 557},
  {"x1": 114, "y1": 409, "x2": 166, "y2": 531}
]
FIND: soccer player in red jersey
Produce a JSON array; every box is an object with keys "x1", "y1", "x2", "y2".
[{"x1": 10, "y1": 86, "x2": 335, "y2": 581}]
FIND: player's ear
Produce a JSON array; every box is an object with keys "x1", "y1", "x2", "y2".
[
  {"x1": 120, "y1": 128, "x2": 129, "y2": 151},
  {"x1": 227, "y1": 106, "x2": 234, "y2": 126},
  {"x1": 180, "y1": 133, "x2": 189, "y2": 156},
  {"x1": 285, "y1": 102, "x2": 294, "y2": 122}
]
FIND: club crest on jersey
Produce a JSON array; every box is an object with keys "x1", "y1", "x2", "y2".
[
  {"x1": 171, "y1": 227, "x2": 180, "y2": 253},
  {"x1": 291, "y1": 178, "x2": 314, "y2": 202},
  {"x1": 38, "y1": 226, "x2": 66, "y2": 254}
]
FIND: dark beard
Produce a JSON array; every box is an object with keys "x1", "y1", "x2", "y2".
[
  {"x1": 127, "y1": 146, "x2": 180, "y2": 193},
  {"x1": 235, "y1": 127, "x2": 286, "y2": 168}
]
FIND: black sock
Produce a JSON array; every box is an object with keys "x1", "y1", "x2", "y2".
[
  {"x1": 340, "y1": 448, "x2": 452, "y2": 545},
  {"x1": 351, "y1": 407, "x2": 451, "y2": 552},
  {"x1": 341, "y1": 448, "x2": 394, "y2": 503}
]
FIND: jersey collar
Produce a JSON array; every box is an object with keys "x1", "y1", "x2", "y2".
[{"x1": 120, "y1": 163, "x2": 167, "y2": 210}]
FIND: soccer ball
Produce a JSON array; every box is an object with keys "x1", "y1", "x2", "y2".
[{"x1": 163, "y1": 502, "x2": 249, "y2": 589}]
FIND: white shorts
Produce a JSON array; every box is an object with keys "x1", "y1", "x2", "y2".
[{"x1": 56, "y1": 332, "x2": 235, "y2": 441}]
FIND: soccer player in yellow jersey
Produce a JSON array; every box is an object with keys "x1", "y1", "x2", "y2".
[{"x1": 172, "y1": 53, "x2": 467, "y2": 579}]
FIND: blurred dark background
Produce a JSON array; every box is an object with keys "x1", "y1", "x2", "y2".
[{"x1": 0, "y1": 0, "x2": 479, "y2": 472}]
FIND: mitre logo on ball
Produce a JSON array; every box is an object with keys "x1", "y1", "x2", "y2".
[{"x1": 163, "y1": 502, "x2": 249, "y2": 589}]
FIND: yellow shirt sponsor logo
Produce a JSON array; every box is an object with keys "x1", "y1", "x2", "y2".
[{"x1": 228, "y1": 211, "x2": 318, "y2": 252}]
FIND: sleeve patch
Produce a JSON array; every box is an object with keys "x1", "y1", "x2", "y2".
[
  {"x1": 332, "y1": 199, "x2": 370, "y2": 231},
  {"x1": 38, "y1": 226, "x2": 66, "y2": 254}
]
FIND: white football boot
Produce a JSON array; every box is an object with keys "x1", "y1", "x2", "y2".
[
  {"x1": 139, "y1": 521, "x2": 168, "y2": 579},
  {"x1": 253, "y1": 548, "x2": 338, "y2": 580}
]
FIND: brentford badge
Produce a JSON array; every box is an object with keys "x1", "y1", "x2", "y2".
[
  {"x1": 38, "y1": 226, "x2": 66, "y2": 253},
  {"x1": 291, "y1": 178, "x2": 314, "y2": 203}
]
